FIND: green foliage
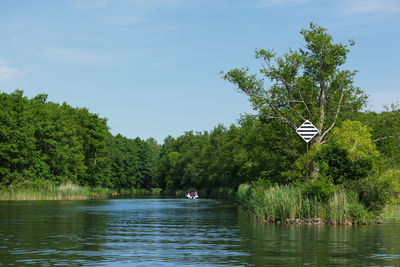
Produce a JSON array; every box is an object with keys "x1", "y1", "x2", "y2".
[
  {"x1": 330, "y1": 120, "x2": 379, "y2": 161},
  {"x1": 239, "y1": 184, "x2": 374, "y2": 224},
  {"x1": 380, "y1": 204, "x2": 400, "y2": 224},
  {"x1": 0, "y1": 90, "x2": 159, "y2": 193},
  {"x1": 237, "y1": 184, "x2": 251, "y2": 203},
  {"x1": 151, "y1": 188, "x2": 163, "y2": 195},
  {"x1": 303, "y1": 176, "x2": 335, "y2": 202},
  {"x1": 355, "y1": 176, "x2": 395, "y2": 211},
  {"x1": 109, "y1": 134, "x2": 160, "y2": 192},
  {"x1": 222, "y1": 23, "x2": 367, "y2": 144},
  {"x1": 380, "y1": 169, "x2": 400, "y2": 199},
  {"x1": 314, "y1": 142, "x2": 373, "y2": 184},
  {"x1": 357, "y1": 105, "x2": 400, "y2": 168},
  {"x1": 348, "y1": 202, "x2": 371, "y2": 224},
  {"x1": 283, "y1": 120, "x2": 378, "y2": 187}
]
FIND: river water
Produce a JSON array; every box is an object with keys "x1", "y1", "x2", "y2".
[{"x1": 0, "y1": 198, "x2": 399, "y2": 266}]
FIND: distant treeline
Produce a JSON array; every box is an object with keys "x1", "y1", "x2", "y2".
[
  {"x1": 0, "y1": 90, "x2": 159, "y2": 190},
  {"x1": 1, "y1": 90, "x2": 399, "y2": 198}
]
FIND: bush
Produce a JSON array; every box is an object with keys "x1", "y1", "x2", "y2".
[
  {"x1": 151, "y1": 188, "x2": 163, "y2": 194},
  {"x1": 356, "y1": 176, "x2": 395, "y2": 211},
  {"x1": 313, "y1": 143, "x2": 373, "y2": 184},
  {"x1": 237, "y1": 184, "x2": 251, "y2": 203},
  {"x1": 348, "y1": 202, "x2": 370, "y2": 223},
  {"x1": 303, "y1": 176, "x2": 335, "y2": 202}
]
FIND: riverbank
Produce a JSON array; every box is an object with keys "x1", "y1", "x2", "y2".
[
  {"x1": 0, "y1": 183, "x2": 111, "y2": 200},
  {"x1": 0, "y1": 184, "x2": 234, "y2": 201},
  {"x1": 0, "y1": 183, "x2": 164, "y2": 200},
  {"x1": 237, "y1": 183, "x2": 400, "y2": 225}
]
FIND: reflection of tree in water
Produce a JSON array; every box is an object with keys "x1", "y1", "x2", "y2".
[{"x1": 0, "y1": 200, "x2": 109, "y2": 266}]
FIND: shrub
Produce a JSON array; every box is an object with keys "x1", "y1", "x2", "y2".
[
  {"x1": 151, "y1": 188, "x2": 163, "y2": 194},
  {"x1": 237, "y1": 184, "x2": 251, "y2": 203},
  {"x1": 348, "y1": 202, "x2": 370, "y2": 223},
  {"x1": 356, "y1": 176, "x2": 395, "y2": 211},
  {"x1": 303, "y1": 176, "x2": 335, "y2": 203}
]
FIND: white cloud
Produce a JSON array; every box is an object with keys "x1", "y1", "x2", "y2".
[
  {"x1": 338, "y1": 0, "x2": 400, "y2": 15},
  {"x1": 0, "y1": 60, "x2": 21, "y2": 82}
]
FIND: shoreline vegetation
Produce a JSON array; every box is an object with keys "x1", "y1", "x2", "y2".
[
  {"x1": 2, "y1": 183, "x2": 399, "y2": 225},
  {"x1": 0, "y1": 183, "x2": 164, "y2": 201},
  {"x1": 0, "y1": 184, "x2": 235, "y2": 201},
  {"x1": 237, "y1": 183, "x2": 400, "y2": 225}
]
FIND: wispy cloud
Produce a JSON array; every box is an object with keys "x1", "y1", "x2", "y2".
[
  {"x1": 338, "y1": 0, "x2": 400, "y2": 15},
  {"x1": 0, "y1": 59, "x2": 21, "y2": 82}
]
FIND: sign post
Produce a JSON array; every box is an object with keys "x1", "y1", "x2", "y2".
[{"x1": 296, "y1": 120, "x2": 319, "y2": 183}]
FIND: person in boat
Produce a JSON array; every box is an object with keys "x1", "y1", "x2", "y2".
[{"x1": 187, "y1": 188, "x2": 198, "y2": 199}]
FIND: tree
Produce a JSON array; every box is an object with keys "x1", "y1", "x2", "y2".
[
  {"x1": 222, "y1": 23, "x2": 367, "y2": 144},
  {"x1": 357, "y1": 104, "x2": 400, "y2": 169}
]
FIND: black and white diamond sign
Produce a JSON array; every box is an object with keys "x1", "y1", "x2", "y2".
[{"x1": 296, "y1": 120, "x2": 319, "y2": 143}]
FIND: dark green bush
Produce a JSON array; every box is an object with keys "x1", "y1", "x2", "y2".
[
  {"x1": 314, "y1": 144, "x2": 373, "y2": 184},
  {"x1": 303, "y1": 176, "x2": 335, "y2": 202},
  {"x1": 356, "y1": 176, "x2": 395, "y2": 211}
]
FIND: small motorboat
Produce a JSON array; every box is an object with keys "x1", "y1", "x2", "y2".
[{"x1": 186, "y1": 188, "x2": 198, "y2": 199}]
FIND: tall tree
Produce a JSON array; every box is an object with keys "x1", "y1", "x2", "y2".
[{"x1": 222, "y1": 23, "x2": 367, "y2": 144}]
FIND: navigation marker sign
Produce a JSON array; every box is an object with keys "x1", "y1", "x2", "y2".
[
  {"x1": 296, "y1": 120, "x2": 319, "y2": 184},
  {"x1": 296, "y1": 120, "x2": 319, "y2": 143}
]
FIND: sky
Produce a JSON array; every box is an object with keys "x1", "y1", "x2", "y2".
[{"x1": 0, "y1": 0, "x2": 399, "y2": 143}]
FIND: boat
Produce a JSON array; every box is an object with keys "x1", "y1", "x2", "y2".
[{"x1": 186, "y1": 188, "x2": 198, "y2": 199}]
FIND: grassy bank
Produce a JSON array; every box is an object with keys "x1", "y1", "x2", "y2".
[
  {"x1": 0, "y1": 183, "x2": 113, "y2": 200},
  {"x1": 237, "y1": 183, "x2": 383, "y2": 224},
  {"x1": 0, "y1": 183, "x2": 164, "y2": 200},
  {"x1": 380, "y1": 204, "x2": 400, "y2": 224}
]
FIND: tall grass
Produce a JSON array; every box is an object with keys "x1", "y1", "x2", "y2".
[
  {"x1": 238, "y1": 183, "x2": 375, "y2": 224},
  {"x1": 0, "y1": 182, "x2": 112, "y2": 200},
  {"x1": 380, "y1": 204, "x2": 400, "y2": 223}
]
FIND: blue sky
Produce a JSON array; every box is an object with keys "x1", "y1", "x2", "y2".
[{"x1": 0, "y1": 0, "x2": 399, "y2": 142}]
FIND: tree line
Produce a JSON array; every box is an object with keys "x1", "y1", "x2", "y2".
[
  {"x1": 1, "y1": 88, "x2": 398, "y2": 199},
  {"x1": 0, "y1": 90, "x2": 160, "y2": 191}
]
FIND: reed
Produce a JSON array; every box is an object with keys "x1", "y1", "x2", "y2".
[
  {"x1": 151, "y1": 188, "x2": 163, "y2": 195},
  {"x1": 239, "y1": 184, "x2": 375, "y2": 224},
  {"x1": 380, "y1": 204, "x2": 400, "y2": 223},
  {"x1": 0, "y1": 183, "x2": 111, "y2": 200}
]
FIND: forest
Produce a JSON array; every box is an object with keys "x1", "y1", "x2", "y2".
[
  {"x1": 0, "y1": 90, "x2": 159, "y2": 192},
  {"x1": 1, "y1": 24, "x2": 399, "y2": 222}
]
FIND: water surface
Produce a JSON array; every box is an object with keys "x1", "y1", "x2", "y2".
[{"x1": 0, "y1": 198, "x2": 399, "y2": 266}]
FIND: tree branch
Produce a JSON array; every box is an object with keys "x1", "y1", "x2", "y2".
[
  {"x1": 293, "y1": 80, "x2": 313, "y2": 119},
  {"x1": 373, "y1": 135, "x2": 400, "y2": 143},
  {"x1": 262, "y1": 98, "x2": 298, "y2": 130},
  {"x1": 262, "y1": 59, "x2": 294, "y2": 102},
  {"x1": 320, "y1": 91, "x2": 344, "y2": 140}
]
